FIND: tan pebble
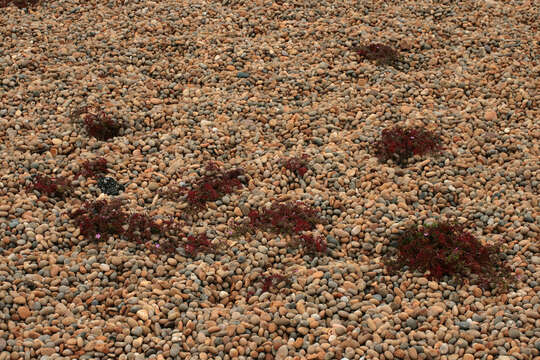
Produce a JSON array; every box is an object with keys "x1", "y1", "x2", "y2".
[
  {"x1": 18, "y1": 306, "x2": 31, "y2": 319},
  {"x1": 133, "y1": 338, "x2": 143, "y2": 348},
  {"x1": 110, "y1": 256, "x2": 123, "y2": 266},
  {"x1": 276, "y1": 345, "x2": 288, "y2": 360},
  {"x1": 312, "y1": 271, "x2": 324, "y2": 279},
  {"x1": 40, "y1": 348, "x2": 56, "y2": 356},
  {"x1": 484, "y1": 110, "x2": 497, "y2": 121},
  {"x1": 233, "y1": 207, "x2": 243, "y2": 216},
  {"x1": 150, "y1": 98, "x2": 163, "y2": 105},
  {"x1": 463, "y1": 354, "x2": 474, "y2": 360},
  {"x1": 400, "y1": 105, "x2": 414, "y2": 114},
  {"x1": 394, "y1": 348, "x2": 406, "y2": 358},
  {"x1": 351, "y1": 225, "x2": 362, "y2": 236},
  {"x1": 208, "y1": 326, "x2": 220, "y2": 333},
  {"x1": 428, "y1": 305, "x2": 444, "y2": 317},
  {"x1": 62, "y1": 316, "x2": 76, "y2": 326},
  {"x1": 366, "y1": 318, "x2": 377, "y2": 331},
  {"x1": 95, "y1": 341, "x2": 109, "y2": 353},
  {"x1": 136, "y1": 309, "x2": 148, "y2": 321},
  {"x1": 308, "y1": 318, "x2": 319, "y2": 328},
  {"x1": 13, "y1": 296, "x2": 26, "y2": 305},
  {"x1": 463, "y1": 295, "x2": 475, "y2": 305},
  {"x1": 52, "y1": 138, "x2": 62, "y2": 145},
  {"x1": 55, "y1": 303, "x2": 68, "y2": 315},
  {"x1": 417, "y1": 277, "x2": 428, "y2": 285},
  {"x1": 472, "y1": 287, "x2": 482, "y2": 297},
  {"x1": 333, "y1": 229, "x2": 348, "y2": 237},
  {"x1": 408, "y1": 347, "x2": 417, "y2": 359},
  {"x1": 428, "y1": 281, "x2": 438, "y2": 290}
]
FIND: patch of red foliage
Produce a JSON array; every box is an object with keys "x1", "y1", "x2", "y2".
[
  {"x1": 77, "y1": 158, "x2": 108, "y2": 179},
  {"x1": 70, "y1": 199, "x2": 127, "y2": 241},
  {"x1": 282, "y1": 154, "x2": 310, "y2": 177},
  {"x1": 373, "y1": 126, "x2": 442, "y2": 166},
  {"x1": 27, "y1": 174, "x2": 72, "y2": 198},
  {"x1": 355, "y1": 43, "x2": 401, "y2": 66},
  {"x1": 383, "y1": 222, "x2": 515, "y2": 293}
]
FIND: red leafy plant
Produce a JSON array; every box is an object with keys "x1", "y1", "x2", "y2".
[
  {"x1": 77, "y1": 158, "x2": 108, "y2": 179},
  {"x1": 247, "y1": 270, "x2": 291, "y2": 297},
  {"x1": 383, "y1": 222, "x2": 515, "y2": 293},
  {"x1": 234, "y1": 201, "x2": 327, "y2": 256},
  {"x1": 282, "y1": 154, "x2": 310, "y2": 177},
  {"x1": 70, "y1": 199, "x2": 127, "y2": 241},
  {"x1": 27, "y1": 174, "x2": 72, "y2": 198},
  {"x1": 0, "y1": 0, "x2": 41, "y2": 8},
  {"x1": 354, "y1": 43, "x2": 401, "y2": 66},
  {"x1": 183, "y1": 233, "x2": 216, "y2": 257},
  {"x1": 373, "y1": 126, "x2": 442, "y2": 167},
  {"x1": 180, "y1": 162, "x2": 245, "y2": 212},
  {"x1": 72, "y1": 106, "x2": 122, "y2": 140},
  {"x1": 246, "y1": 201, "x2": 323, "y2": 235}
]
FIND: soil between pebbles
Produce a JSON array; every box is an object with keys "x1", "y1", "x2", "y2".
[{"x1": 0, "y1": 0, "x2": 538, "y2": 360}]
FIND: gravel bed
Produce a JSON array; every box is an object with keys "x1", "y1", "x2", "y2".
[{"x1": 0, "y1": 0, "x2": 538, "y2": 359}]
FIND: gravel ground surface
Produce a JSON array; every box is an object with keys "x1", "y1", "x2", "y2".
[{"x1": 0, "y1": 0, "x2": 539, "y2": 359}]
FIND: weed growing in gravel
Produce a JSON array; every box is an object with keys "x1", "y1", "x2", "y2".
[
  {"x1": 282, "y1": 154, "x2": 310, "y2": 177},
  {"x1": 124, "y1": 213, "x2": 163, "y2": 245},
  {"x1": 373, "y1": 126, "x2": 442, "y2": 167},
  {"x1": 383, "y1": 222, "x2": 515, "y2": 293},
  {"x1": 248, "y1": 270, "x2": 291, "y2": 297},
  {"x1": 354, "y1": 43, "x2": 401, "y2": 66},
  {"x1": 180, "y1": 162, "x2": 245, "y2": 212},
  {"x1": 247, "y1": 201, "x2": 323, "y2": 235},
  {"x1": 295, "y1": 234, "x2": 327, "y2": 255},
  {"x1": 72, "y1": 106, "x2": 122, "y2": 140},
  {"x1": 183, "y1": 233, "x2": 214, "y2": 257},
  {"x1": 27, "y1": 174, "x2": 72, "y2": 198},
  {"x1": 77, "y1": 158, "x2": 108, "y2": 179},
  {"x1": 0, "y1": 0, "x2": 41, "y2": 9},
  {"x1": 70, "y1": 199, "x2": 127, "y2": 241}
]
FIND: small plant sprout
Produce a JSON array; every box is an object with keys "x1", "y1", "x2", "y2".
[
  {"x1": 354, "y1": 43, "x2": 401, "y2": 66},
  {"x1": 297, "y1": 234, "x2": 327, "y2": 255},
  {"x1": 282, "y1": 154, "x2": 310, "y2": 177},
  {"x1": 181, "y1": 163, "x2": 245, "y2": 212},
  {"x1": 183, "y1": 233, "x2": 214, "y2": 257},
  {"x1": 27, "y1": 174, "x2": 72, "y2": 198},
  {"x1": 77, "y1": 158, "x2": 108, "y2": 179},
  {"x1": 373, "y1": 126, "x2": 442, "y2": 167},
  {"x1": 75, "y1": 107, "x2": 122, "y2": 140},
  {"x1": 247, "y1": 201, "x2": 323, "y2": 235}
]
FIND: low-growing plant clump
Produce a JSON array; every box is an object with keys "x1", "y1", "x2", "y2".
[
  {"x1": 383, "y1": 221, "x2": 515, "y2": 293},
  {"x1": 70, "y1": 199, "x2": 127, "y2": 241},
  {"x1": 26, "y1": 174, "x2": 72, "y2": 198},
  {"x1": 0, "y1": 0, "x2": 41, "y2": 9},
  {"x1": 77, "y1": 158, "x2": 108, "y2": 179},
  {"x1": 373, "y1": 126, "x2": 442, "y2": 167},
  {"x1": 247, "y1": 201, "x2": 323, "y2": 235},
  {"x1": 282, "y1": 154, "x2": 310, "y2": 177},
  {"x1": 295, "y1": 234, "x2": 327, "y2": 255},
  {"x1": 72, "y1": 106, "x2": 122, "y2": 140},
  {"x1": 177, "y1": 162, "x2": 245, "y2": 212},
  {"x1": 234, "y1": 201, "x2": 328, "y2": 256},
  {"x1": 354, "y1": 43, "x2": 401, "y2": 66}
]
